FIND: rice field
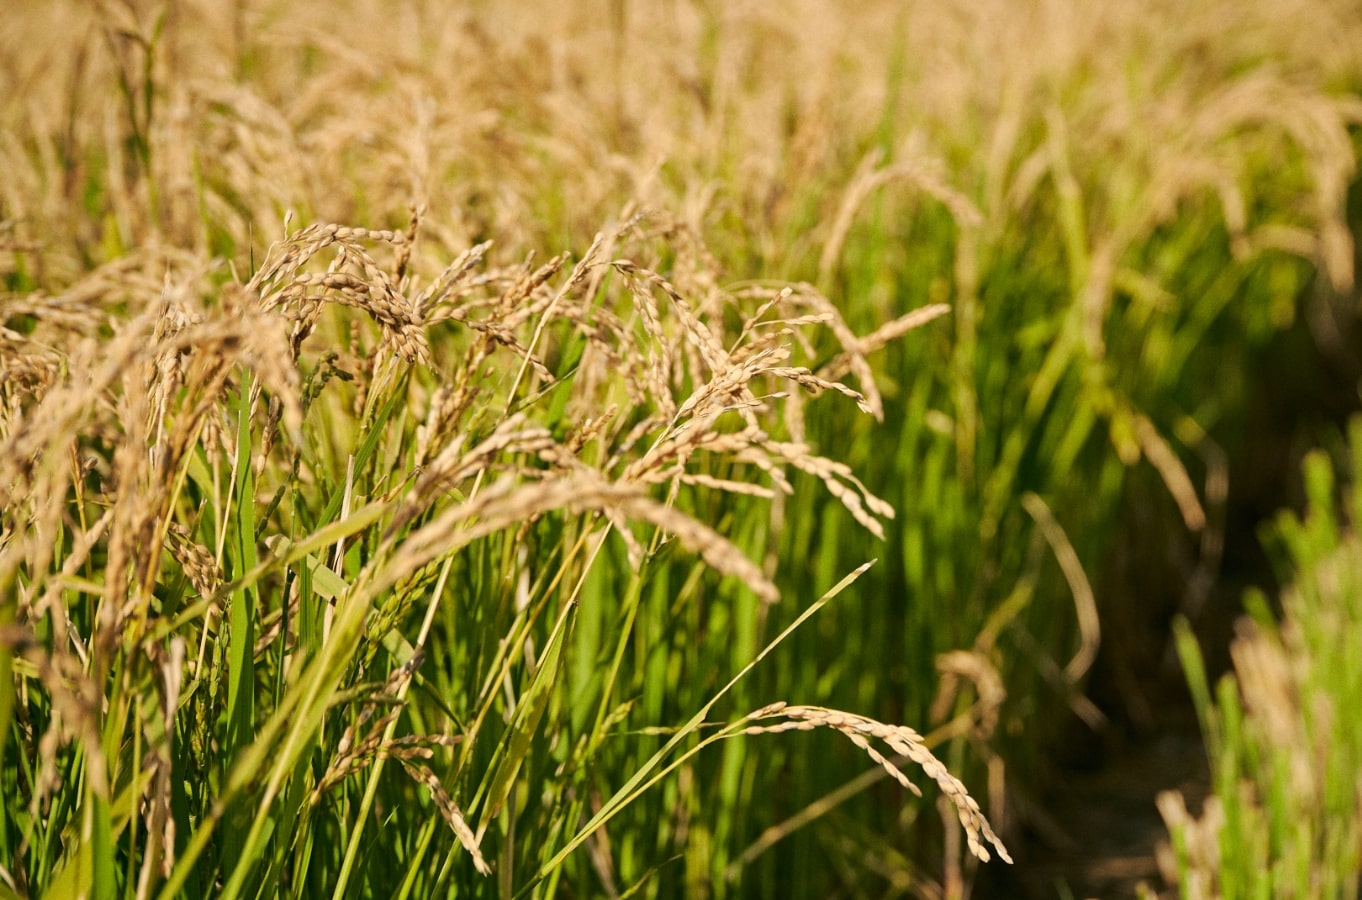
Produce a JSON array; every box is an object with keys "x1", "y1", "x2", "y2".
[{"x1": 2, "y1": 1, "x2": 1361, "y2": 897}]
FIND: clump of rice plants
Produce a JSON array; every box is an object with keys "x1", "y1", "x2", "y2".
[
  {"x1": 0, "y1": 207, "x2": 999, "y2": 897},
  {"x1": 1161, "y1": 419, "x2": 1362, "y2": 899}
]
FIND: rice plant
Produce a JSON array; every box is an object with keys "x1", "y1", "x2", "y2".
[{"x1": 1162, "y1": 418, "x2": 1362, "y2": 899}]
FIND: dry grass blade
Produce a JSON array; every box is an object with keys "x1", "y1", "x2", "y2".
[{"x1": 1021, "y1": 493, "x2": 1100, "y2": 683}]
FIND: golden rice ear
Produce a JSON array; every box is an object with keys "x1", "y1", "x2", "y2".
[{"x1": 743, "y1": 704, "x2": 1012, "y2": 865}]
